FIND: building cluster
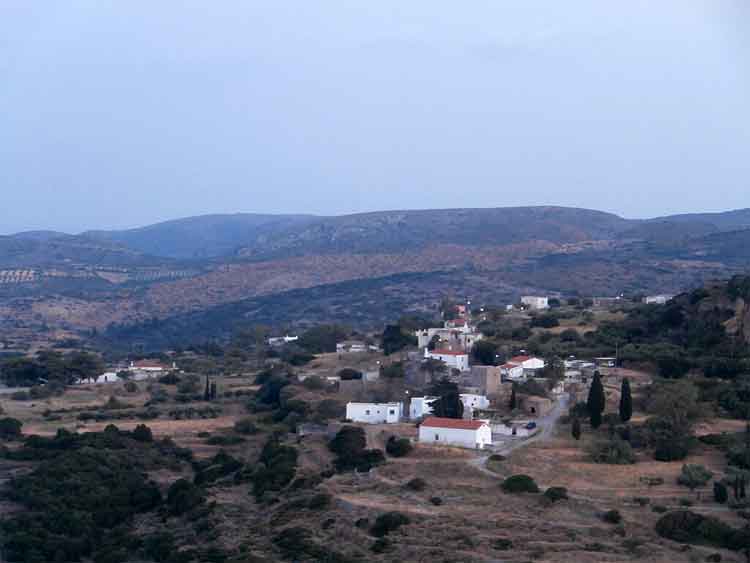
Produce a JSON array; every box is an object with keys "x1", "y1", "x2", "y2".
[{"x1": 77, "y1": 359, "x2": 175, "y2": 385}]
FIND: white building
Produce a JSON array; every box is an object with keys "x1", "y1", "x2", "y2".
[
  {"x1": 644, "y1": 294, "x2": 674, "y2": 305},
  {"x1": 409, "y1": 396, "x2": 438, "y2": 420},
  {"x1": 267, "y1": 335, "x2": 299, "y2": 347},
  {"x1": 129, "y1": 360, "x2": 171, "y2": 372},
  {"x1": 459, "y1": 393, "x2": 490, "y2": 417},
  {"x1": 424, "y1": 348, "x2": 470, "y2": 372},
  {"x1": 521, "y1": 296, "x2": 549, "y2": 310},
  {"x1": 345, "y1": 402, "x2": 403, "y2": 424},
  {"x1": 493, "y1": 420, "x2": 536, "y2": 438},
  {"x1": 418, "y1": 417, "x2": 492, "y2": 449},
  {"x1": 79, "y1": 372, "x2": 122, "y2": 385},
  {"x1": 337, "y1": 341, "x2": 368, "y2": 354},
  {"x1": 500, "y1": 355, "x2": 546, "y2": 381},
  {"x1": 416, "y1": 326, "x2": 482, "y2": 351}
]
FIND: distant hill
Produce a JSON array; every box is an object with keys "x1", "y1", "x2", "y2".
[
  {"x1": 85, "y1": 213, "x2": 319, "y2": 259},
  {"x1": 656, "y1": 208, "x2": 750, "y2": 231}
]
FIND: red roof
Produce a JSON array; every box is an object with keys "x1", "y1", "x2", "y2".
[
  {"x1": 431, "y1": 349, "x2": 467, "y2": 356},
  {"x1": 501, "y1": 362, "x2": 519, "y2": 369},
  {"x1": 421, "y1": 417, "x2": 486, "y2": 430},
  {"x1": 133, "y1": 360, "x2": 168, "y2": 369},
  {"x1": 509, "y1": 355, "x2": 530, "y2": 363}
]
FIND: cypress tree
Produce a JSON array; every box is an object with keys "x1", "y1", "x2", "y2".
[
  {"x1": 586, "y1": 372, "x2": 605, "y2": 427},
  {"x1": 572, "y1": 417, "x2": 582, "y2": 440},
  {"x1": 509, "y1": 383, "x2": 517, "y2": 410},
  {"x1": 204, "y1": 376, "x2": 211, "y2": 401},
  {"x1": 619, "y1": 378, "x2": 632, "y2": 423},
  {"x1": 714, "y1": 481, "x2": 728, "y2": 504},
  {"x1": 210, "y1": 382, "x2": 217, "y2": 401}
]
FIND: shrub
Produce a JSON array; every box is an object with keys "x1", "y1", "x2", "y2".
[
  {"x1": 589, "y1": 438, "x2": 635, "y2": 465},
  {"x1": 654, "y1": 441, "x2": 690, "y2": 462},
  {"x1": 429, "y1": 496, "x2": 443, "y2": 506},
  {"x1": 714, "y1": 482, "x2": 729, "y2": 504},
  {"x1": 302, "y1": 376, "x2": 326, "y2": 390},
  {"x1": 602, "y1": 510, "x2": 622, "y2": 524},
  {"x1": 233, "y1": 418, "x2": 258, "y2": 435},
  {"x1": 0, "y1": 417, "x2": 23, "y2": 440},
  {"x1": 386, "y1": 436, "x2": 413, "y2": 458},
  {"x1": 371, "y1": 512, "x2": 410, "y2": 537},
  {"x1": 677, "y1": 464, "x2": 713, "y2": 490},
  {"x1": 404, "y1": 478, "x2": 427, "y2": 492},
  {"x1": 123, "y1": 381, "x2": 138, "y2": 393},
  {"x1": 544, "y1": 487, "x2": 568, "y2": 502},
  {"x1": 493, "y1": 539, "x2": 513, "y2": 550},
  {"x1": 329, "y1": 426, "x2": 384, "y2": 472},
  {"x1": 205, "y1": 435, "x2": 245, "y2": 446},
  {"x1": 306, "y1": 492, "x2": 332, "y2": 510},
  {"x1": 132, "y1": 424, "x2": 153, "y2": 443},
  {"x1": 166, "y1": 479, "x2": 205, "y2": 516},
  {"x1": 501, "y1": 475, "x2": 539, "y2": 494},
  {"x1": 10, "y1": 391, "x2": 29, "y2": 401},
  {"x1": 652, "y1": 505, "x2": 668, "y2": 514},
  {"x1": 655, "y1": 510, "x2": 750, "y2": 551}
]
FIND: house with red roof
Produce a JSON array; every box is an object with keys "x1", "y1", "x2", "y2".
[
  {"x1": 418, "y1": 416, "x2": 492, "y2": 449},
  {"x1": 424, "y1": 347, "x2": 470, "y2": 372}
]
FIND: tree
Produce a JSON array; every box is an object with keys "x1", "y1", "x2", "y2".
[
  {"x1": 678, "y1": 464, "x2": 713, "y2": 496},
  {"x1": 509, "y1": 383, "x2": 517, "y2": 410},
  {"x1": 0, "y1": 417, "x2": 22, "y2": 440},
  {"x1": 428, "y1": 378, "x2": 464, "y2": 419},
  {"x1": 587, "y1": 372, "x2": 606, "y2": 428},
  {"x1": 204, "y1": 376, "x2": 211, "y2": 401},
  {"x1": 420, "y1": 358, "x2": 447, "y2": 381},
  {"x1": 471, "y1": 340, "x2": 498, "y2": 366},
  {"x1": 619, "y1": 378, "x2": 632, "y2": 423},
  {"x1": 714, "y1": 481, "x2": 728, "y2": 504},
  {"x1": 381, "y1": 325, "x2": 415, "y2": 356},
  {"x1": 427, "y1": 334, "x2": 440, "y2": 351},
  {"x1": 572, "y1": 418, "x2": 582, "y2": 441}
]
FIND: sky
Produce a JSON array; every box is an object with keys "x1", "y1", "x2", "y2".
[{"x1": 1, "y1": 1, "x2": 749, "y2": 234}]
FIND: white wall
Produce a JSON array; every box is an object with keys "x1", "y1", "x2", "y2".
[
  {"x1": 426, "y1": 351, "x2": 470, "y2": 372},
  {"x1": 409, "y1": 397, "x2": 437, "y2": 420},
  {"x1": 346, "y1": 402, "x2": 402, "y2": 424},
  {"x1": 418, "y1": 424, "x2": 492, "y2": 449}
]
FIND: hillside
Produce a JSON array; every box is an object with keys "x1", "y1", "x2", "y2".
[{"x1": 85, "y1": 213, "x2": 319, "y2": 259}]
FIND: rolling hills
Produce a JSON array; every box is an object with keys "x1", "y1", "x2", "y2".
[{"x1": 2, "y1": 205, "x2": 749, "y2": 350}]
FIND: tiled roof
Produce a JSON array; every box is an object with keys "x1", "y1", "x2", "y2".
[
  {"x1": 509, "y1": 355, "x2": 530, "y2": 363},
  {"x1": 133, "y1": 360, "x2": 168, "y2": 369},
  {"x1": 421, "y1": 417, "x2": 485, "y2": 430}
]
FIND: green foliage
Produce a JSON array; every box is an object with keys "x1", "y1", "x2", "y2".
[
  {"x1": 571, "y1": 418, "x2": 582, "y2": 441},
  {"x1": 619, "y1": 378, "x2": 632, "y2": 423},
  {"x1": 586, "y1": 372, "x2": 606, "y2": 427},
  {"x1": 714, "y1": 481, "x2": 728, "y2": 504},
  {"x1": 530, "y1": 314, "x2": 559, "y2": 328},
  {"x1": 677, "y1": 464, "x2": 713, "y2": 490},
  {"x1": 371, "y1": 512, "x2": 411, "y2": 537},
  {"x1": 337, "y1": 368, "x2": 362, "y2": 381},
  {"x1": 428, "y1": 378, "x2": 464, "y2": 419},
  {"x1": 405, "y1": 477, "x2": 427, "y2": 491},
  {"x1": 166, "y1": 479, "x2": 206, "y2": 516},
  {"x1": 194, "y1": 450, "x2": 244, "y2": 485},
  {"x1": 602, "y1": 510, "x2": 622, "y2": 524},
  {"x1": 381, "y1": 324, "x2": 416, "y2": 356},
  {"x1": 544, "y1": 487, "x2": 568, "y2": 502},
  {"x1": 298, "y1": 325, "x2": 350, "y2": 354},
  {"x1": 501, "y1": 474, "x2": 540, "y2": 493},
  {"x1": 655, "y1": 510, "x2": 750, "y2": 551},
  {"x1": 131, "y1": 424, "x2": 153, "y2": 443},
  {"x1": 589, "y1": 438, "x2": 636, "y2": 465},
  {"x1": 386, "y1": 436, "x2": 413, "y2": 458},
  {"x1": 251, "y1": 438, "x2": 298, "y2": 498},
  {"x1": 0, "y1": 417, "x2": 22, "y2": 440},
  {"x1": 0, "y1": 350, "x2": 104, "y2": 387},
  {"x1": 272, "y1": 526, "x2": 350, "y2": 562},
  {"x1": 381, "y1": 362, "x2": 405, "y2": 378},
  {"x1": 329, "y1": 426, "x2": 384, "y2": 472},
  {"x1": 471, "y1": 340, "x2": 498, "y2": 365},
  {"x1": 233, "y1": 418, "x2": 258, "y2": 435}
]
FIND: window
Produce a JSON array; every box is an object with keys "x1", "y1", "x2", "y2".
[
  {"x1": 365, "y1": 410, "x2": 370, "y2": 415},
  {"x1": 435, "y1": 434, "x2": 439, "y2": 440},
  {"x1": 389, "y1": 409, "x2": 395, "y2": 415}
]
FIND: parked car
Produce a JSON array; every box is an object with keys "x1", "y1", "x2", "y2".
[{"x1": 525, "y1": 422, "x2": 537, "y2": 430}]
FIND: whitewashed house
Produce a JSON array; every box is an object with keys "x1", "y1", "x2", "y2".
[
  {"x1": 336, "y1": 341, "x2": 368, "y2": 354},
  {"x1": 459, "y1": 393, "x2": 490, "y2": 417},
  {"x1": 418, "y1": 417, "x2": 492, "y2": 449},
  {"x1": 409, "y1": 396, "x2": 438, "y2": 420},
  {"x1": 644, "y1": 294, "x2": 674, "y2": 305},
  {"x1": 79, "y1": 372, "x2": 122, "y2": 385},
  {"x1": 500, "y1": 355, "x2": 546, "y2": 381},
  {"x1": 521, "y1": 296, "x2": 549, "y2": 310},
  {"x1": 267, "y1": 335, "x2": 299, "y2": 347},
  {"x1": 424, "y1": 348, "x2": 470, "y2": 372},
  {"x1": 346, "y1": 402, "x2": 403, "y2": 424}
]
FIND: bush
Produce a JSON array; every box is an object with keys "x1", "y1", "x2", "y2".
[
  {"x1": 371, "y1": 512, "x2": 411, "y2": 537},
  {"x1": 544, "y1": 487, "x2": 568, "y2": 502},
  {"x1": 123, "y1": 381, "x2": 138, "y2": 393},
  {"x1": 10, "y1": 391, "x2": 29, "y2": 401},
  {"x1": 655, "y1": 510, "x2": 750, "y2": 551},
  {"x1": 205, "y1": 435, "x2": 246, "y2": 446},
  {"x1": 714, "y1": 482, "x2": 728, "y2": 504},
  {"x1": 132, "y1": 424, "x2": 153, "y2": 443},
  {"x1": 429, "y1": 496, "x2": 443, "y2": 506},
  {"x1": 386, "y1": 436, "x2": 413, "y2": 458},
  {"x1": 677, "y1": 464, "x2": 713, "y2": 490},
  {"x1": 654, "y1": 441, "x2": 690, "y2": 462},
  {"x1": 652, "y1": 505, "x2": 668, "y2": 514},
  {"x1": 166, "y1": 478, "x2": 205, "y2": 516},
  {"x1": 233, "y1": 418, "x2": 258, "y2": 435},
  {"x1": 329, "y1": 426, "x2": 384, "y2": 472},
  {"x1": 602, "y1": 510, "x2": 622, "y2": 524},
  {"x1": 301, "y1": 376, "x2": 326, "y2": 390},
  {"x1": 589, "y1": 438, "x2": 635, "y2": 465},
  {"x1": 0, "y1": 417, "x2": 23, "y2": 440},
  {"x1": 404, "y1": 478, "x2": 427, "y2": 492},
  {"x1": 501, "y1": 475, "x2": 539, "y2": 494}
]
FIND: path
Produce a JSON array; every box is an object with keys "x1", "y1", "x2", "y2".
[{"x1": 469, "y1": 394, "x2": 569, "y2": 476}]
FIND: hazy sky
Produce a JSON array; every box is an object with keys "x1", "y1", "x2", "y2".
[{"x1": 1, "y1": 1, "x2": 748, "y2": 233}]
